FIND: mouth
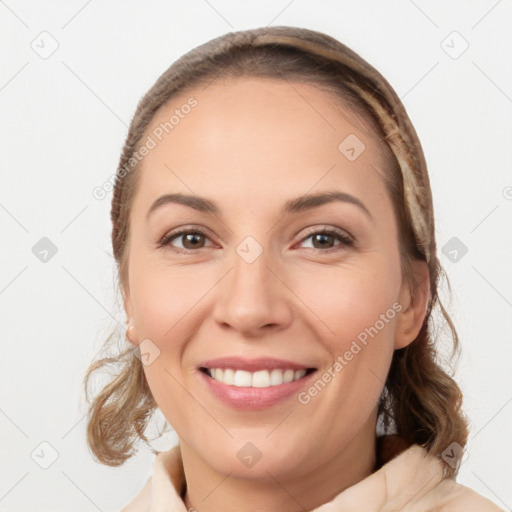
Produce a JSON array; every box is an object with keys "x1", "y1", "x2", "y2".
[
  {"x1": 199, "y1": 367, "x2": 317, "y2": 387},
  {"x1": 197, "y1": 357, "x2": 318, "y2": 409}
]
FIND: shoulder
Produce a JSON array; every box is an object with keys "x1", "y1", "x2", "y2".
[
  {"x1": 120, "y1": 445, "x2": 186, "y2": 512},
  {"x1": 381, "y1": 443, "x2": 505, "y2": 512},
  {"x1": 418, "y1": 477, "x2": 506, "y2": 511},
  {"x1": 120, "y1": 475, "x2": 152, "y2": 512},
  {"x1": 367, "y1": 442, "x2": 505, "y2": 512}
]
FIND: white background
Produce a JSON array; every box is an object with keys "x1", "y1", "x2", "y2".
[{"x1": 1, "y1": 1, "x2": 511, "y2": 511}]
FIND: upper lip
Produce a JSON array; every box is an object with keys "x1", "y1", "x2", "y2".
[{"x1": 198, "y1": 357, "x2": 315, "y2": 372}]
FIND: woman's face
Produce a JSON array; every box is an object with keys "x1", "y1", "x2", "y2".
[{"x1": 123, "y1": 77, "x2": 426, "y2": 479}]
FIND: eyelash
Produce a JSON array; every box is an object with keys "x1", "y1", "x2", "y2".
[{"x1": 157, "y1": 226, "x2": 354, "y2": 254}]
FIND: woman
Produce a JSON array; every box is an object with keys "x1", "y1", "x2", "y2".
[{"x1": 84, "y1": 26, "x2": 504, "y2": 511}]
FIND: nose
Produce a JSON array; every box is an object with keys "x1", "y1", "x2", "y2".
[{"x1": 212, "y1": 245, "x2": 293, "y2": 337}]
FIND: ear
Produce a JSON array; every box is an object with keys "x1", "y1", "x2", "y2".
[
  {"x1": 394, "y1": 259, "x2": 430, "y2": 350},
  {"x1": 122, "y1": 281, "x2": 139, "y2": 347}
]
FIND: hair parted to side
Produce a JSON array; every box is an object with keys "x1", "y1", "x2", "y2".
[{"x1": 83, "y1": 25, "x2": 469, "y2": 476}]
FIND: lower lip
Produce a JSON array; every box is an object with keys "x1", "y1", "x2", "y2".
[{"x1": 199, "y1": 370, "x2": 316, "y2": 410}]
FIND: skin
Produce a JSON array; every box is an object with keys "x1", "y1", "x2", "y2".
[{"x1": 123, "y1": 77, "x2": 430, "y2": 512}]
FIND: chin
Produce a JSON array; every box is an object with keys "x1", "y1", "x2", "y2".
[{"x1": 193, "y1": 432, "x2": 311, "y2": 479}]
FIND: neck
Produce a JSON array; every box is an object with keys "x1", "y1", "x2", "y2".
[{"x1": 181, "y1": 415, "x2": 377, "y2": 512}]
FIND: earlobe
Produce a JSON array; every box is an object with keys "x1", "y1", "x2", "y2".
[
  {"x1": 126, "y1": 323, "x2": 138, "y2": 347},
  {"x1": 394, "y1": 260, "x2": 431, "y2": 350}
]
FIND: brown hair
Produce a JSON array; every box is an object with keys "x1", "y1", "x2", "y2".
[{"x1": 83, "y1": 26, "x2": 469, "y2": 477}]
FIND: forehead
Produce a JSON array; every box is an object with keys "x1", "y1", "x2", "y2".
[{"x1": 134, "y1": 77, "x2": 391, "y2": 215}]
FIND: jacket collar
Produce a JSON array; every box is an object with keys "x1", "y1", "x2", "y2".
[{"x1": 140, "y1": 435, "x2": 501, "y2": 511}]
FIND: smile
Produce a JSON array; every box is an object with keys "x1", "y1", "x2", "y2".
[
  {"x1": 197, "y1": 357, "x2": 318, "y2": 409},
  {"x1": 200, "y1": 367, "x2": 315, "y2": 388}
]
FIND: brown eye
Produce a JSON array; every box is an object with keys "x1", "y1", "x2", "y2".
[
  {"x1": 311, "y1": 233, "x2": 336, "y2": 249},
  {"x1": 159, "y1": 228, "x2": 213, "y2": 252},
  {"x1": 180, "y1": 232, "x2": 206, "y2": 249},
  {"x1": 299, "y1": 228, "x2": 354, "y2": 252}
]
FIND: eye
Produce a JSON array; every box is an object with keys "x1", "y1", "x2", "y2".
[
  {"x1": 158, "y1": 227, "x2": 214, "y2": 252},
  {"x1": 157, "y1": 226, "x2": 354, "y2": 254},
  {"x1": 298, "y1": 227, "x2": 354, "y2": 252}
]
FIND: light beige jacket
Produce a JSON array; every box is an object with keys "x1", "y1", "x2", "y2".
[{"x1": 121, "y1": 437, "x2": 504, "y2": 511}]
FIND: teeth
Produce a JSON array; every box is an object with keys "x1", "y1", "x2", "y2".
[
  {"x1": 233, "y1": 370, "x2": 252, "y2": 387},
  {"x1": 223, "y1": 368, "x2": 235, "y2": 385},
  {"x1": 206, "y1": 368, "x2": 310, "y2": 387},
  {"x1": 252, "y1": 370, "x2": 270, "y2": 388},
  {"x1": 283, "y1": 369, "x2": 295, "y2": 383},
  {"x1": 294, "y1": 369, "x2": 306, "y2": 380},
  {"x1": 270, "y1": 369, "x2": 284, "y2": 385}
]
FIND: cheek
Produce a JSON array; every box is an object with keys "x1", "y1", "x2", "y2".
[
  {"x1": 129, "y1": 258, "x2": 206, "y2": 341},
  {"x1": 291, "y1": 260, "x2": 401, "y2": 350},
  {"x1": 129, "y1": 261, "x2": 201, "y2": 429}
]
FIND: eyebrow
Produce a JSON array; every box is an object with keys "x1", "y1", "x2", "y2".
[{"x1": 146, "y1": 191, "x2": 372, "y2": 220}]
